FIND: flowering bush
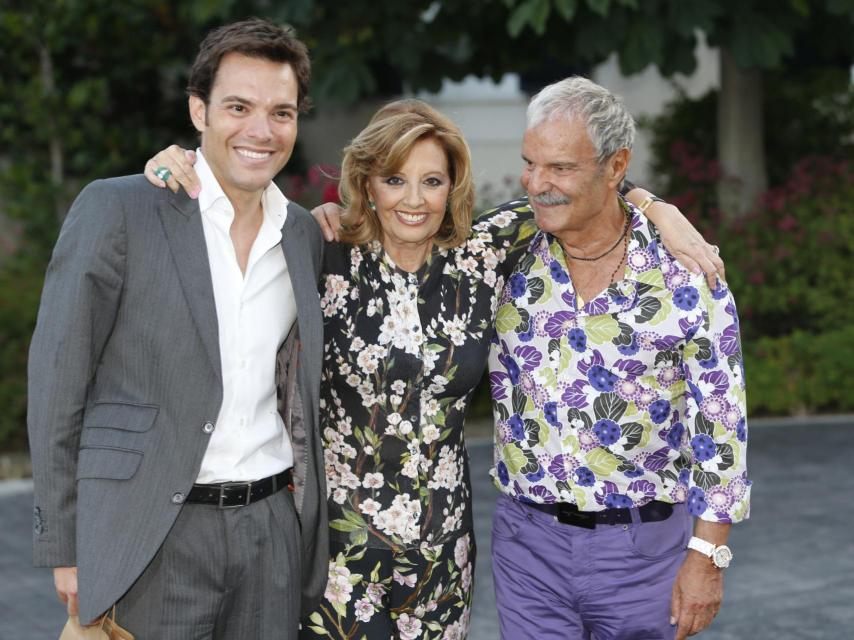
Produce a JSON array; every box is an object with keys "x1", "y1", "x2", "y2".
[
  {"x1": 279, "y1": 163, "x2": 340, "y2": 208},
  {"x1": 722, "y1": 157, "x2": 854, "y2": 414}
]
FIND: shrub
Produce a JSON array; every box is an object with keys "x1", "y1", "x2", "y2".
[{"x1": 0, "y1": 251, "x2": 44, "y2": 449}]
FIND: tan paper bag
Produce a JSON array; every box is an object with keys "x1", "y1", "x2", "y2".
[{"x1": 60, "y1": 607, "x2": 134, "y2": 640}]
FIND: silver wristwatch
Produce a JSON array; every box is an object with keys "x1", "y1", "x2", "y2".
[{"x1": 687, "y1": 536, "x2": 733, "y2": 569}]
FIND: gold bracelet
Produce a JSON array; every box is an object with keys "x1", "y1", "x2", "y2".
[{"x1": 638, "y1": 195, "x2": 665, "y2": 212}]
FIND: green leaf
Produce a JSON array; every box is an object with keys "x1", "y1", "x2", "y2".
[
  {"x1": 635, "y1": 268, "x2": 666, "y2": 289},
  {"x1": 558, "y1": 337, "x2": 574, "y2": 373},
  {"x1": 568, "y1": 407, "x2": 593, "y2": 429},
  {"x1": 693, "y1": 469, "x2": 721, "y2": 492},
  {"x1": 788, "y1": 0, "x2": 810, "y2": 17},
  {"x1": 649, "y1": 297, "x2": 673, "y2": 326},
  {"x1": 586, "y1": 315, "x2": 621, "y2": 343},
  {"x1": 695, "y1": 412, "x2": 715, "y2": 436},
  {"x1": 668, "y1": 0, "x2": 724, "y2": 35},
  {"x1": 633, "y1": 295, "x2": 662, "y2": 323},
  {"x1": 344, "y1": 509, "x2": 367, "y2": 526},
  {"x1": 330, "y1": 518, "x2": 362, "y2": 533},
  {"x1": 621, "y1": 422, "x2": 644, "y2": 450},
  {"x1": 572, "y1": 486, "x2": 588, "y2": 509},
  {"x1": 512, "y1": 386, "x2": 528, "y2": 415},
  {"x1": 587, "y1": 448, "x2": 620, "y2": 476},
  {"x1": 585, "y1": 0, "x2": 612, "y2": 17},
  {"x1": 594, "y1": 392, "x2": 628, "y2": 421},
  {"x1": 619, "y1": 19, "x2": 664, "y2": 74},
  {"x1": 309, "y1": 612, "x2": 323, "y2": 626},
  {"x1": 350, "y1": 529, "x2": 368, "y2": 547},
  {"x1": 554, "y1": 0, "x2": 579, "y2": 21},
  {"x1": 307, "y1": 626, "x2": 329, "y2": 635},
  {"x1": 502, "y1": 443, "x2": 527, "y2": 474},
  {"x1": 529, "y1": 0, "x2": 552, "y2": 34},
  {"x1": 524, "y1": 418, "x2": 541, "y2": 443},
  {"x1": 508, "y1": 0, "x2": 549, "y2": 37},
  {"x1": 527, "y1": 276, "x2": 545, "y2": 304},
  {"x1": 496, "y1": 304, "x2": 523, "y2": 333},
  {"x1": 717, "y1": 443, "x2": 734, "y2": 470}
]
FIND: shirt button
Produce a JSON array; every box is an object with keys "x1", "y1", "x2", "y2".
[
  {"x1": 202, "y1": 421, "x2": 215, "y2": 434},
  {"x1": 171, "y1": 492, "x2": 185, "y2": 505}
]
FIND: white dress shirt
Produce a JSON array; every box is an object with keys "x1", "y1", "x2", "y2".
[{"x1": 194, "y1": 151, "x2": 296, "y2": 483}]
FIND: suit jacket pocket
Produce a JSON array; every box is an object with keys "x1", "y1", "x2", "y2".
[
  {"x1": 76, "y1": 446, "x2": 143, "y2": 480},
  {"x1": 84, "y1": 401, "x2": 159, "y2": 432}
]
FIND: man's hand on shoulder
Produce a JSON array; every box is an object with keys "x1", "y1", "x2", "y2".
[
  {"x1": 54, "y1": 566, "x2": 79, "y2": 615},
  {"x1": 670, "y1": 551, "x2": 723, "y2": 639},
  {"x1": 311, "y1": 202, "x2": 344, "y2": 243}
]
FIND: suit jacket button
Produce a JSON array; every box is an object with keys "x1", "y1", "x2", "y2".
[
  {"x1": 171, "y1": 492, "x2": 185, "y2": 504},
  {"x1": 202, "y1": 421, "x2": 215, "y2": 434}
]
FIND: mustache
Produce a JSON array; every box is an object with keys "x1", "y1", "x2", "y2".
[{"x1": 529, "y1": 191, "x2": 570, "y2": 206}]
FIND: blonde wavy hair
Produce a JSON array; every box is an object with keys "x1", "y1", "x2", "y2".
[{"x1": 338, "y1": 99, "x2": 474, "y2": 248}]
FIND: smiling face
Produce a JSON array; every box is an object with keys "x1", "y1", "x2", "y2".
[
  {"x1": 521, "y1": 115, "x2": 628, "y2": 242},
  {"x1": 367, "y1": 136, "x2": 452, "y2": 270},
  {"x1": 189, "y1": 52, "x2": 298, "y2": 204}
]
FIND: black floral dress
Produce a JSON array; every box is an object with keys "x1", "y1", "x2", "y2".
[{"x1": 302, "y1": 205, "x2": 535, "y2": 639}]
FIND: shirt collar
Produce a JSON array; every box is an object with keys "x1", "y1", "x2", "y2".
[
  {"x1": 528, "y1": 196, "x2": 669, "y2": 295},
  {"x1": 195, "y1": 149, "x2": 289, "y2": 230},
  {"x1": 622, "y1": 197, "x2": 666, "y2": 289}
]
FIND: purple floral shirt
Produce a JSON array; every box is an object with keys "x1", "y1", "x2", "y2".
[{"x1": 488, "y1": 200, "x2": 751, "y2": 524}]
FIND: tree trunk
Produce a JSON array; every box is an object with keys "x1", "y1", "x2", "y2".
[
  {"x1": 717, "y1": 48, "x2": 768, "y2": 217},
  {"x1": 39, "y1": 43, "x2": 65, "y2": 222}
]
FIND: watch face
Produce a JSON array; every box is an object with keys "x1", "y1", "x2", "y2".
[{"x1": 713, "y1": 546, "x2": 733, "y2": 568}]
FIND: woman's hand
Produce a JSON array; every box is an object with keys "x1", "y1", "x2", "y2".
[
  {"x1": 311, "y1": 202, "x2": 345, "y2": 242},
  {"x1": 144, "y1": 145, "x2": 201, "y2": 199},
  {"x1": 624, "y1": 186, "x2": 725, "y2": 288},
  {"x1": 650, "y1": 201, "x2": 725, "y2": 288}
]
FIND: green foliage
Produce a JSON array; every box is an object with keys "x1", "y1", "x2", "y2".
[
  {"x1": 646, "y1": 115, "x2": 854, "y2": 415},
  {"x1": 745, "y1": 327, "x2": 854, "y2": 415},
  {"x1": 724, "y1": 157, "x2": 854, "y2": 339},
  {"x1": 272, "y1": 0, "x2": 854, "y2": 105},
  {"x1": 644, "y1": 68, "x2": 854, "y2": 195},
  {"x1": 0, "y1": 1, "x2": 248, "y2": 449},
  {"x1": 0, "y1": 253, "x2": 44, "y2": 449}
]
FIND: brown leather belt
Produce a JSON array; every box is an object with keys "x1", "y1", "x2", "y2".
[{"x1": 186, "y1": 469, "x2": 293, "y2": 508}]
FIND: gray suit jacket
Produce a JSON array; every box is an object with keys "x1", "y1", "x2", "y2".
[{"x1": 27, "y1": 175, "x2": 328, "y2": 624}]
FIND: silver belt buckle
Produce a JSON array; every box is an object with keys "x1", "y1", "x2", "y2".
[{"x1": 218, "y1": 481, "x2": 252, "y2": 508}]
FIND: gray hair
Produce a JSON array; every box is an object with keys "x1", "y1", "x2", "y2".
[{"x1": 526, "y1": 76, "x2": 635, "y2": 163}]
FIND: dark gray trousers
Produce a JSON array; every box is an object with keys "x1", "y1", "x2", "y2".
[{"x1": 114, "y1": 488, "x2": 301, "y2": 640}]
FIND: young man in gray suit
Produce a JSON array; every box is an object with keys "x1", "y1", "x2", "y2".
[{"x1": 27, "y1": 19, "x2": 327, "y2": 638}]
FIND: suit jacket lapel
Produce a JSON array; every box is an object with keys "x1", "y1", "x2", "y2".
[{"x1": 159, "y1": 190, "x2": 222, "y2": 380}]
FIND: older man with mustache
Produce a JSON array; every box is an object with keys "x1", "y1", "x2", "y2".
[{"x1": 488, "y1": 76, "x2": 749, "y2": 640}]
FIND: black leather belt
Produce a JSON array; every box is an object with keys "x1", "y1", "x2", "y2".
[
  {"x1": 186, "y1": 469, "x2": 293, "y2": 508},
  {"x1": 525, "y1": 499, "x2": 673, "y2": 529}
]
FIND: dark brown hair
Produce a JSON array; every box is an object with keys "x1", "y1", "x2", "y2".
[{"x1": 187, "y1": 18, "x2": 311, "y2": 112}]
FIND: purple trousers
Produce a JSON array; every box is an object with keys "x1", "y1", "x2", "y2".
[{"x1": 491, "y1": 494, "x2": 691, "y2": 640}]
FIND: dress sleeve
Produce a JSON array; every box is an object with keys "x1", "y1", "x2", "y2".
[{"x1": 470, "y1": 198, "x2": 539, "y2": 279}]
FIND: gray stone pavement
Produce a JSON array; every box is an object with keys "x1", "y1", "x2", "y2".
[{"x1": 2, "y1": 417, "x2": 853, "y2": 639}]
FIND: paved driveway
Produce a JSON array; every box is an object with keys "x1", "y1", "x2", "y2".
[{"x1": 2, "y1": 417, "x2": 852, "y2": 638}]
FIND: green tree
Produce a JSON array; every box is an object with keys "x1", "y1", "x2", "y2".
[
  {"x1": 270, "y1": 0, "x2": 854, "y2": 215},
  {"x1": 0, "y1": 0, "x2": 252, "y2": 447}
]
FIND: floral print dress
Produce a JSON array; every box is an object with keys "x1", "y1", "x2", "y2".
[{"x1": 302, "y1": 206, "x2": 535, "y2": 639}]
